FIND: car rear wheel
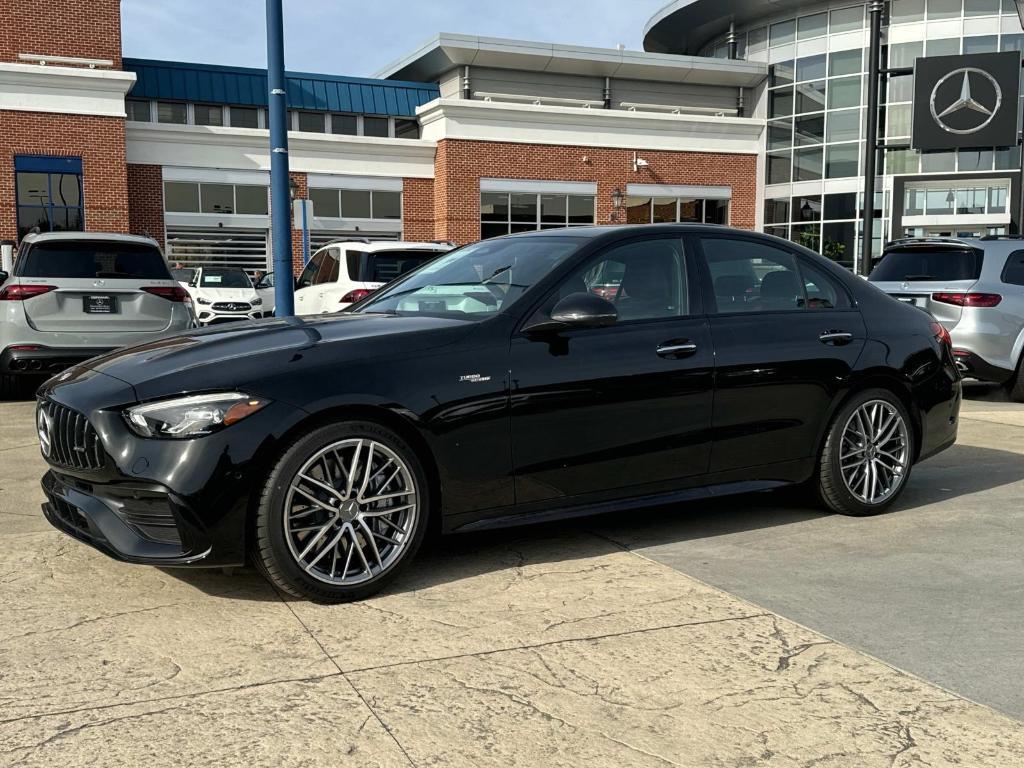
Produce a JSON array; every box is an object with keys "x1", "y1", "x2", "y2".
[
  {"x1": 817, "y1": 389, "x2": 914, "y2": 517},
  {"x1": 252, "y1": 420, "x2": 429, "y2": 603},
  {"x1": 1007, "y1": 354, "x2": 1024, "y2": 403}
]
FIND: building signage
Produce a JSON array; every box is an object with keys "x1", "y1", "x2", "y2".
[{"x1": 912, "y1": 52, "x2": 1021, "y2": 151}]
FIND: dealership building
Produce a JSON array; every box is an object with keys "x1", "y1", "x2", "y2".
[{"x1": 2, "y1": 0, "x2": 1024, "y2": 275}]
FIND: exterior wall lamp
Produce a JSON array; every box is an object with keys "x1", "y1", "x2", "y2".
[{"x1": 611, "y1": 187, "x2": 625, "y2": 223}]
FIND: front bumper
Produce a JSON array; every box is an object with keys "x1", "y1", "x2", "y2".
[
  {"x1": 42, "y1": 471, "x2": 212, "y2": 565},
  {"x1": 196, "y1": 308, "x2": 264, "y2": 325},
  {"x1": 1, "y1": 345, "x2": 113, "y2": 375}
]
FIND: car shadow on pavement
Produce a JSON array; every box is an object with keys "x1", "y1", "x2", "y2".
[{"x1": 160, "y1": 442, "x2": 1024, "y2": 602}]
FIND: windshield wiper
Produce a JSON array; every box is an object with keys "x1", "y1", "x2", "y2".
[
  {"x1": 483, "y1": 265, "x2": 512, "y2": 283},
  {"x1": 901, "y1": 274, "x2": 937, "y2": 281}
]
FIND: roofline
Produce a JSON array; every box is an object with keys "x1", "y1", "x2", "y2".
[
  {"x1": 374, "y1": 32, "x2": 767, "y2": 88},
  {"x1": 123, "y1": 57, "x2": 435, "y2": 91},
  {"x1": 643, "y1": 0, "x2": 808, "y2": 55}
]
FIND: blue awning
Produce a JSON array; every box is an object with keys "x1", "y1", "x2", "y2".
[
  {"x1": 14, "y1": 155, "x2": 83, "y2": 174},
  {"x1": 123, "y1": 59, "x2": 439, "y2": 117}
]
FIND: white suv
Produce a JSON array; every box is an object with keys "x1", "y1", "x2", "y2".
[
  {"x1": 0, "y1": 232, "x2": 194, "y2": 398},
  {"x1": 173, "y1": 266, "x2": 265, "y2": 325},
  {"x1": 294, "y1": 240, "x2": 454, "y2": 314}
]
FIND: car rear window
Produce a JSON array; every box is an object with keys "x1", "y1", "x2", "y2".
[
  {"x1": 17, "y1": 241, "x2": 172, "y2": 280},
  {"x1": 870, "y1": 247, "x2": 983, "y2": 282},
  {"x1": 347, "y1": 250, "x2": 445, "y2": 283}
]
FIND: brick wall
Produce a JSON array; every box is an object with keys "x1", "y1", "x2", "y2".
[
  {"x1": 289, "y1": 171, "x2": 308, "y2": 276},
  {"x1": 126, "y1": 164, "x2": 164, "y2": 244},
  {"x1": 0, "y1": 0, "x2": 122, "y2": 67},
  {"x1": 432, "y1": 139, "x2": 758, "y2": 245},
  {"x1": 0, "y1": 111, "x2": 129, "y2": 242},
  {"x1": 402, "y1": 177, "x2": 435, "y2": 242}
]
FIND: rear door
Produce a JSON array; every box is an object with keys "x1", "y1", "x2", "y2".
[
  {"x1": 696, "y1": 234, "x2": 867, "y2": 473},
  {"x1": 15, "y1": 240, "x2": 177, "y2": 333},
  {"x1": 868, "y1": 243, "x2": 983, "y2": 330},
  {"x1": 294, "y1": 250, "x2": 328, "y2": 315}
]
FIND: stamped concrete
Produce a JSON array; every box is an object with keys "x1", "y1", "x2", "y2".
[{"x1": 1, "y1": 396, "x2": 1023, "y2": 766}]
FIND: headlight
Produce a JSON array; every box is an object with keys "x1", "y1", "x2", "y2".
[
  {"x1": 251, "y1": 297, "x2": 263, "y2": 306},
  {"x1": 125, "y1": 392, "x2": 269, "y2": 438},
  {"x1": 197, "y1": 297, "x2": 212, "y2": 305}
]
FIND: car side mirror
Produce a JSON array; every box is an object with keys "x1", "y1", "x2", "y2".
[
  {"x1": 0, "y1": 270, "x2": 8, "y2": 285},
  {"x1": 522, "y1": 292, "x2": 618, "y2": 334}
]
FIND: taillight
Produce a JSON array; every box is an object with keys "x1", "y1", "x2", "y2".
[
  {"x1": 340, "y1": 289, "x2": 374, "y2": 304},
  {"x1": 932, "y1": 292, "x2": 1002, "y2": 308},
  {"x1": 930, "y1": 321, "x2": 952, "y2": 348},
  {"x1": 143, "y1": 286, "x2": 191, "y2": 303},
  {"x1": 0, "y1": 284, "x2": 56, "y2": 301}
]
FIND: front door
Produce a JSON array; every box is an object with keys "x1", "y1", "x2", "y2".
[
  {"x1": 509, "y1": 235, "x2": 714, "y2": 505},
  {"x1": 695, "y1": 233, "x2": 867, "y2": 473}
]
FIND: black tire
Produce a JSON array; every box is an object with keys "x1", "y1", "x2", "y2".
[
  {"x1": 816, "y1": 388, "x2": 915, "y2": 517},
  {"x1": 1007, "y1": 354, "x2": 1024, "y2": 404},
  {"x1": 251, "y1": 420, "x2": 430, "y2": 603}
]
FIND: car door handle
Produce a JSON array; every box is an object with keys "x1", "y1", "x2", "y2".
[
  {"x1": 819, "y1": 331, "x2": 854, "y2": 346},
  {"x1": 657, "y1": 341, "x2": 698, "y2": 359}
]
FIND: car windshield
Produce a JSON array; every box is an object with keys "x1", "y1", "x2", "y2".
[
  {"x1": 17, "y1": 241, "x2": 171, "y2": 279},
  {"x1": 870, "y1": 247, "x2": 983, "y2": 282},
  {"x1": 355, "y1": 237, "x2": 582, "y2": 317},
  {"x1": 199, "y1": 268, "x2": 252, "y2": 289},
  {"x1": 171, "y1": 268, "x2": 196, "y2": 283}
]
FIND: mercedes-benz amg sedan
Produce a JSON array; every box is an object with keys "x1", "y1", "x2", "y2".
[{"x1": 36, "y1": 225, "x2": 962, "y2": 602}]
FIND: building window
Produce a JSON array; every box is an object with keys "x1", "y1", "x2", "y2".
[
  {"x1": 395, "y1": 119, "x2": 420, "y2": 139},
  {"x1": 194, "y1": 104, "x2": 224, "y2": 127},
  {"x1": 480, "y1": 192, "x2": 596, "y2": 238},
  {"x1": 307, "y1": 188, "x2": 403, "y2": 220},
  {"x1": 157, "y1": 102, "x2": 187, "y2": 124},
  {"x1": 163, "y1": 181, "x2": 269, "y2": 216},
  {"x1": 331, "y1": 114, "x2": 358, "y2": 135},
  {"x1": 297, "y1": 111, "x2": 326, "y2": 133},
  {"x1": 126, "y1": 99, "x2": 151, "y2": 122},
  {"x1": 15, "y1": 156, "x2": 84, "y2": 240},
  {"x1": 363, "y1": 116, "x2": 390, "y2": 137},
  {"x1": 229, "y1": 106, "x2": 260, "y2": 128},
  {"x1": 625, "y1": 196, "x2": 730, "y2": 225}
]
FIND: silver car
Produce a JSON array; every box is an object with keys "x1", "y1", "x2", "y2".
[
  {"x1": 0, "y1": 232, "x2": 194, "y2": 398},
  {"x1": 869, "y1": 236, "x2": 1024, "y2": 401}
]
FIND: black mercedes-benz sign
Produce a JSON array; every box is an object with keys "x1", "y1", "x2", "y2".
[{"x1": 912, "y1": 51, "x2": 1020, "y2": 151}]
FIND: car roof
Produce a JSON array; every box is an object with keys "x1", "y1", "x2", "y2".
[
  {"x1": 315, "y1": 240, "x2": 454, "y2": 253},
  {"x1": 502, "y1": 223, "x2": 736, "y2": 240},
  {"x1": 20, "y1": 231, "x2": 161, "y2": 248}
]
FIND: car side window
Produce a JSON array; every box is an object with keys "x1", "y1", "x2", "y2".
[
  {"x1": 1002, "y1": 250, "x2": 1024, "y2": 286},
  {"x1": 314, "y1": 248, "x2": 340, "y2": 286},
  {"x1": 297, "y1": 251, "x2": 325, "y2": 289},
  {"x1": 702, "y1": 237, "x2": 804, "y2": 313},
  {"x1": 553, "y1": 237, "x2": 688, "y2": 322},
  {"x1": 798, "y1": 259, "x2": 849, "y2": 310}
]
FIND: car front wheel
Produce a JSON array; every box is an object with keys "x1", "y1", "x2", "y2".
[
  {"x1": 252, "y1": 420, "x2": 429, "y2": 602},
  {"x1": 817, "y1": 389, "x2": 915, "y2": 517}
]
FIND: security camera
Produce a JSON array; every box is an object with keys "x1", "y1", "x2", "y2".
[{"x1": 632, "y1": 152, "x2": 650, "y2": 171}]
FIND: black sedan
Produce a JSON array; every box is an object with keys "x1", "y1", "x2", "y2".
[{"x1": 36, "y1": 225, "x2": 961, "y2": 602}]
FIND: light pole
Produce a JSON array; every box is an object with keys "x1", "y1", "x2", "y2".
[{"x1": 266, "y1": 0, "x2": 294, "y2": 316}]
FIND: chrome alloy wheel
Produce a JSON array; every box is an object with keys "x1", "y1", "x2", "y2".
[
  {"x1": 283, "y1": 438, "x2": 418, "y2": 585},
  {"x1": 839, "y1": 400, "x2": 910, "y2": 505}
]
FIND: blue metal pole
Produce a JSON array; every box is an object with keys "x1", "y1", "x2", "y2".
[{"x1": 266, "y1": 0, "x2": 294, "y2": 316}]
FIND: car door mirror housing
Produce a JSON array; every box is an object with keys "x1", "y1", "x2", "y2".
[
  {"x1": 523, "y1": 292, "x2": 618, "y2": 334},
  {"x1": 0, "y1": 270, "x2": 8, "y2": 285}
]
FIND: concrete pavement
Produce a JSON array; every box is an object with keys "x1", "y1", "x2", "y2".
[{"x1": 1, "y1": 397, "x2": 1023, "y2": 766}]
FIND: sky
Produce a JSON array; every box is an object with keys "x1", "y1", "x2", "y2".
[{"x1": 121, "y1": 0, "x2": 666, "y2": 77}]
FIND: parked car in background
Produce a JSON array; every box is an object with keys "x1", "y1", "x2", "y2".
[
  {"x1": 178, "y1": 266, "x2": 265, "y2": 325},
  {"x1": 36, "y1": 225, "x2": 961, "y2": 602},
  {"x1": 294, "y1": 240, "x2": 454, "y2": 314},
  {"x1": 870, "y1": 236, "x2": 1024, "y2": 402},
  {"x1": 254, "y1": 271, "x2": 276, "y2": 316},
  {"x1": 0, "y1": 232, "x2": 193, "y2": 399}
]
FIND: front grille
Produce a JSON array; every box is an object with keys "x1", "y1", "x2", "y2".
[
  {"x1": 212, "y1": 302, "x2": 251, "y2": 312},
  {"x1": 40, "y1": 401, "x2": 105, "y2": 471}
]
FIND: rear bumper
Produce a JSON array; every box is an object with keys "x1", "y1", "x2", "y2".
[
  {"x1": 951, "y1": 350, "x2": 1014, "y2": 385},
  {"x1": 1, "y1": 345, "x2": 113, "y2": 375}
]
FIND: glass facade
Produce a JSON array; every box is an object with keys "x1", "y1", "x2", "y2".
[
  {"x1": 696, "y1": 0, "x2": 1024, "y2": 265},
  {"x1": 480, "y1": 192, "x2": 596, "y2": 239}
]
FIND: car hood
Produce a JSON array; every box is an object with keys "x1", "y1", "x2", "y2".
[
  {"x1": 81, "y1": 313, "x2": 474, "y2": 400},
  {"x1": 192, "y1": 287, "x2": 259, "y2": 303}
]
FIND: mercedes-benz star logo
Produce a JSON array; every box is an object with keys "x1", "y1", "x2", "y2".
[
  {"x1": 930, "y1": 68, "x2": 1002, "y2": 135},
  {"x1": 37, "y1": 407, "x2": 52, "y2": 458}
]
